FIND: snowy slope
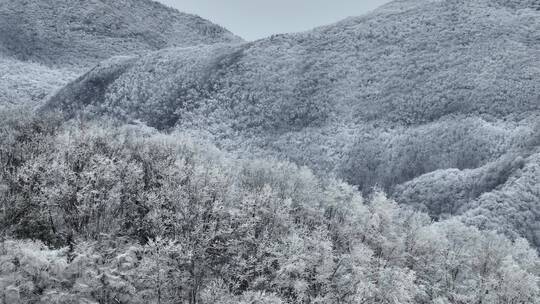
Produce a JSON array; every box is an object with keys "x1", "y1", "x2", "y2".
[
  {"x1": 44, "y1": 0, "x2": 540, "y2": 244},
  {"x1": 0, "y1": 0, "x2": 241, "y2": 67},
  {"x1": 0, "y1": 0, "x2": 241, "y2": 107},
  {"x1": 47, "y1": 0, "x2": 539, "y2": 124}
]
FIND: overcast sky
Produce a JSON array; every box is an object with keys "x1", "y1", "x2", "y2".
[{"x1": 157, "y1": 0, "x2": 392, "y2": 41}]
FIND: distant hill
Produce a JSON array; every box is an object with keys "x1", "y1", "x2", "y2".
[
  {"x1": 0, "y1": 0, "x2": 241, "y2": 107},
  {"x1": 46, "y1": 0, "x2": 539, "y2": 126},
  {"x1": 0, "y1": 0, "x2": 241, "y2": 68}
]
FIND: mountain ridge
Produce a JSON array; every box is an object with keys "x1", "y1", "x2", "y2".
[
  {"x1": 0, "y1": 0, "x2": 241, "y2": 107},
  {"x1": 0, "y1": 0, "x2": 242, "y2": 68},
  {"x1": 46, "y1": 0, "x2": 539, "y2": 126}
]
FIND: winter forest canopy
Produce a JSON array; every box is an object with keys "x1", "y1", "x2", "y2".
[{"x1": 0, "y1": 0, "x2": 539, "y2": 303}]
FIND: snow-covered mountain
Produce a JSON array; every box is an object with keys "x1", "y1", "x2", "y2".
[
  {"x1": 2, "y1": 1, "x2": 540, "y2": 302},
  {"x1": 0, "y1": 0, "x2": 241, "y2": 67},
  {"x1": 0, "y1": 0, "x2": 241, "y2": 106},
  {"x1": 47, "y1": 0, "x2": 539, "y2": 125},
  {"x1": 44, "y1": 0, "x2": 540, "y2": 245}
]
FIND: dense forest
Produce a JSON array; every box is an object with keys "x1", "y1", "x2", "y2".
[
  {"x1": 44, "y1": 0, "x2": 540, "y2": 248},
  {"x1": 1, "y1": 109, "x2": 539, "y2": 303},
  {"x1": 0, "y1": 0, "x2": 539, "y2": 303}
]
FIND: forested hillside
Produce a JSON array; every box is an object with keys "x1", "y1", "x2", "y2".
[
  {"x1": 0, "y1": 0, "x2": 240, "y2": 67},
  {"x1": 47, "y1": 0, "x2": 540, "y2": 128},
  {"x1": 45, "y1": 0, "x2": 540, "y2": 245},
  {"x1": 0, "y1": 57, "x2": 78, "y2": 108},
  {"x1": 1, "y1": 109, "x2": 539, "y2": 303},
  {"x1": 1, "y1": 0, "x2": 540, "y2": 302},
  {"x1": 0, "y1": 0, "x2": 240, "y2": 107}
]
